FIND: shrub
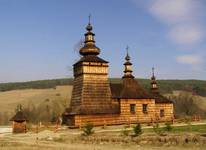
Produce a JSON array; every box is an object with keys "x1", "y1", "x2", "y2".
[
  {"x1": 82, "y1": 123, "x2": 94, "y2": 136},
  {"x1": 165, "y1": 122, "x2": 172, "y2": 132},
  {"x1": 133, "y1": 123, "x2": 142, "y2": 136}
]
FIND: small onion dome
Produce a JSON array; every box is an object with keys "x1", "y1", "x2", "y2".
[
  {"x1": 86, "y1": 23, "x2": 93, "y2": 31},
  {"x1": 151, "y1": 79, "x2": 157, "y2": 84},
  {"x1": 124, "y1": 61, "x2": 132, "y2": 66},
  {"x1": 79, "y1": 43, "x2": 100, "y2": 56},
  {"x1": 125, "y1": 53, "x2": 130, "y2": 61},
  {"x1": 151, "y1": 75, "x2": 156, "y2": 80},
  {"x1": 79, "y1": 23, "x2": 100, "y2": 56}
]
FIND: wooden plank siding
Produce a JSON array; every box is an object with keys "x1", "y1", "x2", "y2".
[
  {"x1": 71, "y1": 99, "x2": 174, "y2": 127},
  {"x1": 155, "y1": 103, "x2": 174, "y2": 122}
]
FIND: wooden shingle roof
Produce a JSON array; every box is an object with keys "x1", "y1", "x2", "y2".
[
  {"x1": 151, "y1": 93, "x2": 173, "y2": 104},
  {"x1": 110, "y1": 78, "x2": 172, "y2": 103},
  {"x1": 10, "y1": 111, "x2": 27, "y2": 122},
  {"x1": 74, "y1": 55, "x2": 108, "y2": 65},
  {"x1": 110, "y1": 78, "x2": 153, "y2": 99}
]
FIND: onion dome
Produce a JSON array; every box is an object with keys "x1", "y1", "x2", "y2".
[
  {"x1": 79, "y1": 18, "x2": 100, "y2": 56},
  {"x1": 123, "y1": 46, "x2": 134, "y2": 78}
]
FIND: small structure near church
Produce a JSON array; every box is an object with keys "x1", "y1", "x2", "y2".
[{"x1": 10, "y1": 105, "x2": 28, "y2": 133}]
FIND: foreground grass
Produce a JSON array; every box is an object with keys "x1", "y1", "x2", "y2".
[
  {"x1": 1, "y1": 123, "x2": 206, "y2": 150},
  {"x1": 143, "y1": 124, "x2": 206, "y2": 133}
]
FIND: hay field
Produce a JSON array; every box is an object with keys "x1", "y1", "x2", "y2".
[{"x1": 0, "y1": 85, "x2": 72, "y2": 116}]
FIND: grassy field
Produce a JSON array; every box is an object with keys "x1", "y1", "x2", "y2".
[
  {"x1": 1, "y1": 123, "x2": 206, "y2": 150},
  {"x1": 143, "y1": 123, "x2": 206, "y2": 133},
  {"x1": 0, "y1": 85, "x2": 72, "y2": 113},
  {"x1": 0, "y1": 86, "x2": 72, "y2": 124}
]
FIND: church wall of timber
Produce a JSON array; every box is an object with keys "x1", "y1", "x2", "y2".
[
  {"x1": 70, "y1": 75, "x2": 83, "y2": 108},
  {"x1": 120, "y1": 99, "x2": 156, "y2": 123},
  {"x1": 155, "y1": 103, "x2": 174, "y2": 122},
  {"x1": 83, "y1": 65, "x2": 108, "y2": 74},
  {"x1": 72, "y1": 99, "x2": 158, "y2": 127},
  {"x1": 74, "y1": 114, "x2": 121, "y2": 126},
  {"x1": 70, "y1": 62, "x2": 113, "y2": 114},
  {"x1": 81, "y1": 73, "x2": 112, "y2": 113}
]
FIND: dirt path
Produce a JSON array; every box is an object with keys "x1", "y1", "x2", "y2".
[
  {"x1": 1, "y1": 121, "x2": 206, "y2": 136},
  {"x1": 1, "y1": 121, "x2": 206, "y2": 150}
]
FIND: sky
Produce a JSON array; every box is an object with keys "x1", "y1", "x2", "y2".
[{"x1": 0, "y1": 0, "x2": 206, "y2": 83}]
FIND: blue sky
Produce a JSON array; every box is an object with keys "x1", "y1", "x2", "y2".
[{"x1": 0, "y1": 0, "x2": 206, "y2": 83}]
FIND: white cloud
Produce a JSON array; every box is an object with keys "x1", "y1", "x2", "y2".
[
  {"x1": 169, "y1": 24, "x2": 204, "y2": 45},
  {"x1": 176, "y1": 54, "x2": 203, "y2": 65},
  {"x1": 149, "y1": 0, "x2": 199, "y2": 24},
  {"x1": 145, "y1": 0, "x2": 205, "y2": 45},
  {"x1": 131, "y1": 0, "x2": 206, "y2": 77}
]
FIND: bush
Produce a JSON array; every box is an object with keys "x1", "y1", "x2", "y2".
[
  {"x1": 82, "y1": 123, "x2": 94, "y2": 136},
  {"x1": 133, "y1": 123, "x2": 142, "y2": 136},
  {"x1": 165, "y1": 122, "x2": 172, "y2": 132}
]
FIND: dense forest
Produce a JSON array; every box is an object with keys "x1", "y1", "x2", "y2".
[{"x1": 0, "y1": 78, "x2": 206, "y2": 96}]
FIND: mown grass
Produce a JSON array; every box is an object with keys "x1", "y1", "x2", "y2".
[{"x1": 143, "y1": 124, "x2": 206, "y2": 133}]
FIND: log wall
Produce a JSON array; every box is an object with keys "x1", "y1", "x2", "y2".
[
  {"x1": 155, "y1": 103, "x2": 174, "y2": 122},
  {"x1": 72, "y1": 99, "x2": 174, "y2": 127},
  {"x1": 12, "y1": 121, "x2": 27, "y2": 133},
  {"x1": 119, "y1": 99, "x2": 156, "y2": 123},
  {"x1": 70, "y1": 62, "x2": 113, "y2": 114}
]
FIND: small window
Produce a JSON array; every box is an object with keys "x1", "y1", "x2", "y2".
[
  {"x1": 130, "y1": 104, "x2": 136, "y2": 114},
  {"x1": 160, "y1": 109, "x2": 165, "y2": 117},
  {"x1": 142, "y1": 104, "x2": 148, "y2": 114}
]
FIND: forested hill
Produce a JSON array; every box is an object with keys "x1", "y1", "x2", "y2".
[{"x1": 0, "y1": 78, "x2": 206, "y2": 96}]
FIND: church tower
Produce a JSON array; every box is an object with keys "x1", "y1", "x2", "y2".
[
  {"x1": 120, "y1": 47, "x2": 151, "y2": 99},
  {"x1": 69, "y1": 19, "x2": 113, "y2": 115},
  {"x1": 150, "y1": 67, "x2": 159, "y2": 94},
  {"x1": 123, "y1": 46, "x2": 134, "y2": 79}
]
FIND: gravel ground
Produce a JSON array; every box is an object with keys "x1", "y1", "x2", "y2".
[{"x1": 0, "y1": 128, "x2": 206, "y2": 150}]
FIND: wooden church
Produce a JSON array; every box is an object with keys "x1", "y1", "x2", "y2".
[{"x1": 62, "y1": 20, "x2": 174, "y2": 127}]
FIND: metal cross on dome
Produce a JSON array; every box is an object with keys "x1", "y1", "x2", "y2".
[
  {"x1": 126, "y1": 45, "x2": 129, "y2": 52},
  {"x1": 152, "y1": 67, "x2": 155, "y2": 76},
  {"x1": 88, "y1": 14, "x2": 91, "y2": 24}
]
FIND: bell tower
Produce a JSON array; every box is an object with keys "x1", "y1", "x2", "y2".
[
  {"x1": 69, "y1": 18, "x2": 113, "y2": 115},
  {"x1": 150, "y1": 67, "x2": 159, "y2": 94},
  {"x1": 122, "y1": 46, "x2": 134, "y2": 79}
]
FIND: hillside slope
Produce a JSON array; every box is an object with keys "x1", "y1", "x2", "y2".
[
  {"x1": 0, "y1": 86, "x2": 72, "y2": 125},
  {"x1": 1, "y1": 78, "x2": 206, "y2": 96},
  {"x1": 1, "y1": 78, "x2": 206, "y2": 125}
]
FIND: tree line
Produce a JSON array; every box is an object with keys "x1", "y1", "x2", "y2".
[{"x1": 1, "y1": 78, "x2": 206, "y2": 96}]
